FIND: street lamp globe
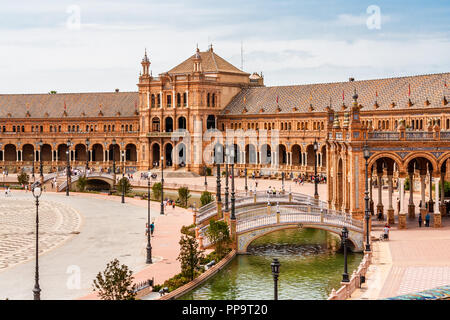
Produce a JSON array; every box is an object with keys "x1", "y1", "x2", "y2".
[
  {"x1": 363, "y1": 144, "x2": 370, "y2": 160},
  {"x1": 313, "y1": 140, "x2": 318, "y2": 151},
  {"x1": 112, "y1": 138, "x2": 116, "y2": 145},
  {"x1": 271, "y1": 258, "x2": 281, "y2": 276},
  {"x1": 86, "y1": 138, "x2": 90, "y2": 147},
  {"x1": 32, "y1": 185, "x2": 42, "y2": 198}
]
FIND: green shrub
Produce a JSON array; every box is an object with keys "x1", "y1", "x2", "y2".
[
  {"x1": 17, "y1": 171, "x2": 29, "y2": 186},
  {"x1": 152, "y1": 182, "x2": 162, "y2": 200},
  {"x1": 200, "y1": 191, "x2": 214, "y2": 206},
  {"x1": 178, "y1": 187, "x2": 191, "y2": 208},
  {"x1": 77, "y1": 176, "x2": 88, "y2": 192},
  {"x1": 205, "y1": 220, "x2": 231, "y2": 260},
  {"x1": 205, "y1": 167, "x2": 212, "y2": 176},
  {"x1": 404, "y1": 177, "x2": 410, "y2": 191},
  {"x1": 117, "y1": 177, "x2": 132, "y2": 195}
]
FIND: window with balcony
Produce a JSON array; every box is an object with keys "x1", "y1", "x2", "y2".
[
  {"x1": 183, "y1": 92, "x2": 187, "y2": 107},
  {"x1": 177, "y1": 93, "x2": 181, "y2": 107},
  {"x1": 151, "y1": 94, "x2": 155, "y2": 108},
  {"x1": 167, "y1": 95, "x2": 172, "y2": 107}
]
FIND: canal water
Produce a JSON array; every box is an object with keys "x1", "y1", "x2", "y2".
[{"x1": 179, "y1": 228, "x2": 363, "y2": 300}]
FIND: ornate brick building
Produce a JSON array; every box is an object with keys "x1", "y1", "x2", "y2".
[{"x1": 0, "y1": 46, "x2": 449, "y2": 226}]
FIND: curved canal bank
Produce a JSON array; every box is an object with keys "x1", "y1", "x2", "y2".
[{"x1": 179, "y1": 228, "x2": 363, "y2": 300}]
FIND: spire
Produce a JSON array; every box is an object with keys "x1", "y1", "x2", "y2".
[
  {"x1": 141, "y1": 48, "x2": 150, "y2": 76},
  {"x1": 193, "y1": 46, "x2": 202, "y2": 72}
]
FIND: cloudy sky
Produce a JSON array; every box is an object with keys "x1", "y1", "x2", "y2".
[{"x1": 0, "y1": 0, "x2": 449, "y2": 94}]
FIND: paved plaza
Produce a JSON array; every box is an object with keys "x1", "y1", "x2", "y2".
[{"x1": 1, "y1": 176, "x2": 449, "y2": 300}]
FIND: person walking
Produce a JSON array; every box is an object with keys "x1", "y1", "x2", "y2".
[
  {"x1": 383, "y1": 224, "x2": 390, "y2": 240},
  {"x1": 425, "y1": 213, "x2": 430, "y2": 227},
  {"x1": 150, "y1": 222, "x2": 155, "y2": 236},
  {"x1": 418, "y1": 214, "x2": 423, "y2": 228}
]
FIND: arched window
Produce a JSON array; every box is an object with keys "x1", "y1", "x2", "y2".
[
  {"x1": 207, "y1": 93, "x2": 210, "y2": 107},
  {"x1": 151, "y1": 94, "x2": 155, "y2": 108},
  {"x1": 212, "y1": 93, "x2": 215, "y2": 107},
  {"x1": 177, "y1": 93, "x2": 181, "y2": 107},
  {"x1": 183, "y1": 92, "x2": 187, "y2": 107}
]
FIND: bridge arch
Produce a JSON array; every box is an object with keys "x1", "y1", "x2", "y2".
[{"x1": 240, "y1": 224, "x2": 361, "y2": 253}]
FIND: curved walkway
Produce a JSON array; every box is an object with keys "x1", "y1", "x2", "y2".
[{"x1": 0, "y1": 190, "x2": 191, "y2": 300}]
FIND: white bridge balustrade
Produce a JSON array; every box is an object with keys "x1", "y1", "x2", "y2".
[
  {"x1": 196, "y1": 193, "x2": 365, "y2": 252},
  {"x1": 57, "y1": 172, "x2": 115, "y2": 192}
]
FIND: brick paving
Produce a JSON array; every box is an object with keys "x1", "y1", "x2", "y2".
[{"x1": 0, "y1": 197, "x2": 81, "y2": 271}]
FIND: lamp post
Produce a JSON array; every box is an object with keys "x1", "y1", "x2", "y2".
[
  {"x1": 160, "y1": 156, "x2": 164, "y2": 215},
  {"x1": 363, "y1": 144, "x2": 371, "y2": 252},
  {"x1": 313, "y1": 140, "x2": 319, "y2": 200},
  {"x1": 231, "y1": 162, "x2": 235, "y2": 220},
  {"x1": 146, "y1": 172, "x2": 157, "y2": 264},
  {"x1": 204, "y1": 165, "x2": 208, "y2": 190},
  {"x1": 112, "y1": 138, "x2": 117, "y2": 191},
  {"x1": 225, "y1": 161, "x2": 229, "y2": 212},
  {"x1": 244, "y1": 167, "x2": 248, "y2": 193},
  {"x1": 32, "y1": 184, "x2": 42, "y2": 300},
  {"x1": 341, "y1": 226, "x2": 349, "y2": 282},
  {"x1": 38, "y1": 140, "x2": 43, "y2": 184},
  {"x1": 85, "y1": 138, "x2": 90, "y2": 177},
  {"x1": 121, "y1": 172, "x2": 125, "y2": 203},
  {"x1": 271, "y1": 258, "x2": 281, "y2": 300},
  {"x1": 32, "y1": 150, "x2": 35, "y2": 181},
  {"x1": 66, "y1": 139, "x2": 72, "y2": 196},
  {"x1": 281, "y1": 171, "x2": 285, "y2": 194}
]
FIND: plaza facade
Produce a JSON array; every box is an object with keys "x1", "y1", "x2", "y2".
[{"x1": 0, "y1": 46, "x2": 449, "y2": 225}]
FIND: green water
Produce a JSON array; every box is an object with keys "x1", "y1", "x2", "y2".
[{"x1": 179, "y1": 229, "x2": 362, "y2": 300}]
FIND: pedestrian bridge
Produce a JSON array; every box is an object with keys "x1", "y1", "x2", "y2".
[
  {"x1": 195, "y1": 192, "x2": 365, "y2": 253},
  {"x1": 57, "y1": 173, "x2": 115, "y2": 192}
]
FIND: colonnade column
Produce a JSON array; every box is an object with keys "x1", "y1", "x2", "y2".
[
  {"x1": 440, "y1": 171, "x2": 446, "y2": 216},
  {"x1": 408, "y1": 171, "x2": 415, "y2": 219},
  {"x1": 369, "y1": 174, "x2": 374, "y2": 215},
  {"x1": 398, "y1": 177, "x2": 407, "y2": 229},
  {"x1": 434, "y1": 176, "x2": 441, "y2": 227},
  {"x1": 387, "y1": 175, "x2": 395, "y2": 224},
  {"x1": 376, "y1": 173, "x2": 384, "y2": 216},
  {"x1": 420, "y1": 174, "x2": 426, "y2": 220}
]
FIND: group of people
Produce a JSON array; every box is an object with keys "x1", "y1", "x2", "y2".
[
  {"x1": 418, "y1": 213, "x2": 431, "y2": 227},
  {"x1": 293, "y1": 174, "x2": 326, "y2": 185},
  {"x1": 163, "y1": 198, "x2": 176, "y2": 209}
]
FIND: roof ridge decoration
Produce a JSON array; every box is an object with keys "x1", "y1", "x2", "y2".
[
  {"x1": 26, "y1": 110, "x2": 31, "y2": 117},
  {"x1": 390, "y1": 102, "x2": 396, "y2": 108},
  {"x1": 424, "y1": 98, "x2": 430, "y2": 106},
  {"x1": 63, "y1": 110, "x2": 68, "y2": 117},
  {"x1": 443, "y1": 96, "x2": 448, "y2": 105},
  {"x1": 407, "y1": 98, "x2": 413, "y2": 107},
  {"x1": 242, "y1": 106, "x2": 248, "y2": 113},
  {"x1": 44, "y1": 112, "x2": 49, "y2": 118},
  {"x1": 259, "y1": 108, "x2": 264, "y2": 113}
]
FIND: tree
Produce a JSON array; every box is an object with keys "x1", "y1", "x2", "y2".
[
  {"x1": 152, "y1": 182, "x2": 162, "y2": 200},
  {"x1": 77, "y1": 176, "x2": 88, "y2": 192},
  {"x1": 117, "y1": 177, "x2": 132, "y2": 195},
  {"x1": 178, "y1": 187, "x2": 191, "y2": 208},
  {"x1": 92, "y1": 259, "x2": 137, "y2": 300},
  {"x1": 177, "y1": 227, "x2": 204, "y2": 281},
  {"x1": 205, "y1": 219, "x2": 231, "y2": 260},
  {"x1": 200, "y1": 191, "x2": 214, "y2": 206},
  {"x1": 17, "y1": 171, "x2": 29, "y2": 186}
]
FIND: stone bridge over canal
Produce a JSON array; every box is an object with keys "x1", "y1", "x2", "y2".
[{"x1": 194, "y1": 191, "x2": 365, "y2": 253}]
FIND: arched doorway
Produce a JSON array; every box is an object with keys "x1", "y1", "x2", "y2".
[
  {"x1": 178, "y1": 116, "x2": 187, "y2": 130},
  {"x1": 260, "y1": 144, "x2": 271, "y2": 165},
  {"x1": 22, "y1": 144, "x2": 34, "y2": 162},
  {"x1": 278, "y1": 145, "x2": 287, "y2": 165},
  {"x1": 152, "y1": 144, "x2": 160, "y2": 167},
  {"x1": 57, "y1": 144, "x2": 68, "y2": 162},
  {"x1": 292, "y1": 144, "x2": 301, "y2": 166},
  {"x1": 75, "y1": 144, "x2": 87, "y2": 161},
  {"x1": 165, "y1": 143, "x2": 173, "y2": 167},
  {"x1": 306, "y1": 145, "x2": 315, "y2": 166},
  {"x1": 125, "y1": 144, "x2": 137, "y2": 161},
  {"x1": 165, "y1": 117, "x2": 173, "y2": 132},
  {"x1": 245, "y1": 144, "x2": 257, "y2": 164},
  {"x1": 41, "y1": 144, "x2": 52, "y2": 162},
  {"x1": 108, "y1": 144, "x2": 120, "y2": 161},
  {"x1": 4, "y1": 144, "x2": 16, "y2": 161},
  {"x1": 207, "y1": 115, "x2": 216, "y2": 129},
  {"x1": 92, "y1": 144, "x2": 103, "y2": 162}
]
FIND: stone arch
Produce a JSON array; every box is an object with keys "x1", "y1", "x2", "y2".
[
  {"x1": 291, "y1": 144, "x2": 302, "y2": 166},
  {"x1": 178, "y1": 116, "x2": 187, "y2": 130},
  {"x1": 92, "y1": 143, "x2": 103, "y2": 162},
  {"x1": 4, "y1": 144, "x2": 16, "y2": 161},
  {"x1": 437, "y1": 152, "x2": 450, "y2": 171},
  {"x1": 57, "y1": 144, "x2": 68, "y2": 161},
  {"x1": 152, "y1": 117, "x2": 161, "y2": 132},
  {"x1": 278, "y1": 144, "x2": 287, "y2": 165},
  {"x1": 321, "y1": 145, "x2": 327, "y2": 167},
  {"x1": 260, "y1": 143, "x2": 271, "y2": 165},
  {"x1": 151, "y1": 143, "x2": 161, "y2": 167},
  {"x1": 368, "y1": 152, "x2": 404, "y2": 174},
  {"x1": 174, "y1": 142, "x2": 187, "y2": 165},
  {"x1": 125, "y1": 143, "x2": 137, "y2": 161},
  {"x1": 41, "y1": 144, "x2": 52, "y2": 162},
  {"x1": 164, "y1": 142, "x2": 173, "y2": 167},
  {"x1": 108, "y1": 144, "x2": 120, "y2": 161},
  {"x1": 306, "y1": 144, "x2": 315, "y2": 166},
  {"x1": 165, "y1": 117, "x2": 173, "y2": 132},
  {"x1": 403, "y1": 153, "x2": 437, "y2": 174},
  {"x1": 22, "y1": 144, "x2": 34, "y2": 162},
  {"x1": 245, "y1": 144, "x2": 257, "y2": 164},
  {"x1": 75, "y1": 144, "x2": 87, "y2": 161}
]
